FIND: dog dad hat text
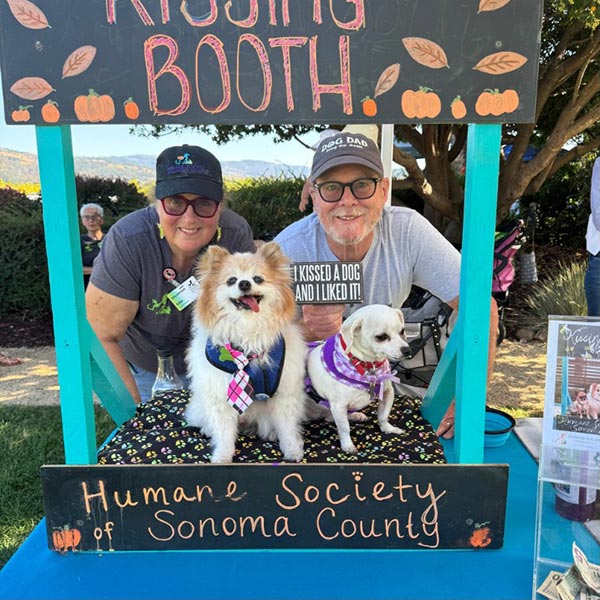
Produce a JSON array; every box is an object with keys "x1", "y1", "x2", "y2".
[
  {"x1": 310, "y1": 132, "x2": 383, "y2": 182},
  {"x1": 155, "y1": 144, "x2": 223, "y2": 201}
]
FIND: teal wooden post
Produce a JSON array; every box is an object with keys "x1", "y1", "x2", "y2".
[
  {"x1": 422, "y1": 124, "x2": 501, "y2": 463},
  {"x1": 455, "y1": 123, "x2": 501, "y2": 462},
  {"x1": 35, "y1": 125, "x2": 97, "y2": 464}
]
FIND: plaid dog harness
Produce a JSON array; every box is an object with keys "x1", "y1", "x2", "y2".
[
  {"x1": 307, "y1": 334, "x2": 399, "y2": 402},
  {"x1": 205, "y1": 337, "x2": 286, "y2": 414}
]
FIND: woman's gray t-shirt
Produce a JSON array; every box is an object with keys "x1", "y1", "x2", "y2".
[{"x1": 90, "y1": 206, "x2": 255, "y2": 373}]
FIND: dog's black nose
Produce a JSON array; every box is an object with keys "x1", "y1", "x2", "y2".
[
  {"x1": 401, "y1": 346, "x2": 413, "y2": 358},
  {"x1": 238, "y1": 280, "x2": 252, "y2": 293}
]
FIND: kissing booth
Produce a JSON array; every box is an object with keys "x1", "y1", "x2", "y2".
[{"x1": 0, "y1": 1, "x2": 560, "y2": 598}]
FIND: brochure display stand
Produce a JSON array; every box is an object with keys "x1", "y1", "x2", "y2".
[{"x1": 534, "y1": 317, "x2": 600, "y2": 598}]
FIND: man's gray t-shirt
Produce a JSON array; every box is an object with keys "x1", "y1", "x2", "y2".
[
  {"x1": 90, "y1": 206, "x2": 255, "y2": 374},
  {"x1": 274, "y1": 206, "x2": 461, "y2": 317}
]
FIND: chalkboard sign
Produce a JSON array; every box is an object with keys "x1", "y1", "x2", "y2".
[
  {"x1": 42, "y1": 464, "x2": 508, "y2": 551},
  {"x1": 0, "y1": 0, "x2": 543, "y2": 126},
  {"x1": 292, "y1": 261, "x2": 363, "y2": 304}
]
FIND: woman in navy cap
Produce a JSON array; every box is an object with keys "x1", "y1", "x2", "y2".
[{"x1": 86, "y1": 144, "x2": 255, "y2": 404}]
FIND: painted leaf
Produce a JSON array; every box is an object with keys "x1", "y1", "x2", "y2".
[
  {"x1": 62, "y1": 46, "x2": 97, "y2": 79},
  {"x1": 478, "y1": 0, "x2": 511, "y2": 12},
  {"x1": 402, "y1": 37, "x2": 449, "y2": 69},
  {"x1": 6, "y1": 0, "x2": 50, "y2": 29},
  {"x1": 374, "y1": 63, "x2": 400, "y2": 98},
  {"x1": 473, "y1": 51, "x2": 527, "y2": 74},
  {"x1": 10, "y1": 76, "x2": 54, "y2": 100}
]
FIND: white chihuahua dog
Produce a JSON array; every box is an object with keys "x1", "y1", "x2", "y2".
[{"x1": 307, "y1": 304, "x2": 410, "y2": 454}]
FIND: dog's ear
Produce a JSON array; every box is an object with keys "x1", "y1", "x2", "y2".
[
  {"x1": 345, "y1": 317, "x2": 363, "y2": 352},
  {"x1": 394, "y1": 308, "x2": 405, "y2": 325},
  {"x1": 259, "y1": 241, "x2": 290, "y2": 269},
  {"x1": 196, "y1": 245, "x2": 230, "y2": 279}
]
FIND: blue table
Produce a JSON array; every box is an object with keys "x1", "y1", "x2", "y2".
[{"x1": 0, "y1": 433, "x2": 540, "y2": 600}]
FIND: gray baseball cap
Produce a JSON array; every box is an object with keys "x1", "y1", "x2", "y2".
[{"x1": 310, "y1": 132, "x2": 383, "y2": 182}]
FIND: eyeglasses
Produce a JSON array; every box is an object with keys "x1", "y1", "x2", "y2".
[
  {"x1": 313, "y1": 177, "x2": 381, "y2": 203},
  {"x1": 160, "y1": 195, "x2": 219, "y2": 218},
  {"x1": 82, "y1": 214, "x2": 101, "y2": 221}
]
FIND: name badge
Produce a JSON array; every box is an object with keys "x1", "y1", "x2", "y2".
[{"x1": 167, "y1": 276, "x2": 199, "y2": 311}]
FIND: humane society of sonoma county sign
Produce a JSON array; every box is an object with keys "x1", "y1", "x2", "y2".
[
  {"x1": 0, "y1": 0, "x2": 543, "y2": 126},
  {"x1": 42, "y1": 464, "x2": 508, "y2": 551}
]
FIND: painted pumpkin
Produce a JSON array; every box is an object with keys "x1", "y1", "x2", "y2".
[
  {"x1": 124, "y1": 97, "x2": 140, "y2": 120},
  {"x1": 11, "y1": 106, "x2": 32, "y2": 122},
  {"x1": 361, "y1": 97, "x2": 377, "y2": 117},
  {"x1": 475, "y1": 89, "x2": 519, "y2": 117},
  {"x1": 74, "y1": 90, "x2": 115, "y2": 123},
  {"x1": 41, "y1": 100, "x2": 60, "y2": 123},
  {"x1": 401, "y1": 88, "x2": 441, "y2": 119},
  {"x1": 450, "y1": 96, "x2": 467, "y2": 120},
  {"x1": 52, "y1": 526, "x2": 82, "y2": 552},
  {"x1": 502, "y1": 89, "x2": 520, "y2": 113}
]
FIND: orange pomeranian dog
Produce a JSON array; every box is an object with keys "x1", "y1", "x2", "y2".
[{"x1": 184, "y1": 242, "x2": 310, "y2": 463}]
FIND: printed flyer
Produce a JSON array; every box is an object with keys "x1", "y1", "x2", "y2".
[{"x1": 542, "y1": 317, "x2": 600, "y2": 479}]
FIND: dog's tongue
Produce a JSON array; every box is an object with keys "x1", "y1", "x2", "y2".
[{"x1": 240, "y1": 295, "x2": 260, "y2": 312}]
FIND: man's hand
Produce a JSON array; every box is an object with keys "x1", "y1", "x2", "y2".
[{"x1": 302, "y1": 304, "x2": 345, "y2": 341}]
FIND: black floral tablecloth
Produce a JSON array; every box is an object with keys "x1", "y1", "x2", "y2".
[{"x1": 97, "y1": 390, "x2": 446, "y2": 465}]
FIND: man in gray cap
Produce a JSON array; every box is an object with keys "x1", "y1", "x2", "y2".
[{"x1": 275, "y1": 131, "x2": 498, "y2": 438}]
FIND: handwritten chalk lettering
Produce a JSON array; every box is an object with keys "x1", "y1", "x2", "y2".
[
  {"x1": 42, "y1": 464, "x2": 507, "y2": 551},
  {"x1": 106, "y1": 0, "x2": 366, "y2": 31},
  {"x1": 81, "y1": 478, "x2": 246, "y2": 514},
  {"x1": 148, "y1": 510, "x2": 296, "y2": 541},
  {"x1": 555, "y1": 415, "x2": 600, "y2": 435},
  {"x1": 144, "y1": 33, "x2": 352, "y2": 116},
  {"x1": 560, "y1": 325, "x2": 600, "y2": 357}
]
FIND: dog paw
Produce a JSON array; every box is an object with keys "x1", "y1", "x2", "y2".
[
  {"x1": 348, "y1": 411, "x2": 368, "y2": 422},
  {"x1": 380, "y1": 423, "x2": 405, "y2": 436},
  {"x1": 283, "y1": 448, "x2": 304, "y2": 462},
  {"x1": 341, "y1": 442, "x2": 358, "y2": 454},
  {"x1": 210, "y1": 453, "x2": 234, "y2": 464}
]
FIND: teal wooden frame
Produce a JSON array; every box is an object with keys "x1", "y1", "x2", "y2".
[{"x1": 35, "y1": 121, "x2": 501, "y2": 466}]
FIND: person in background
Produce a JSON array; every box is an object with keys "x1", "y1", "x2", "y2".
[
  {"x1": 86, "y1": 144, "x2": 255, "y2": 404},
  {"x1": 80, "y1": 203, "x2": 105, "y2": 289},
  {"x1": 585, "y1": 156, "x2": 600, "y2": 316},
  {"x1": 275, "y1": 131, "x2": 498, "y2": 439}
]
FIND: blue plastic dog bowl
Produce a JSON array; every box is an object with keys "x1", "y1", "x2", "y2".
[{"x1": 484, "y1": 408, "x2": 515, "y2": 447}]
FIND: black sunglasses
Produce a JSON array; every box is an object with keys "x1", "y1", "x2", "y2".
[
  {"x1": 313, "y1": 177, "x2": 381, "y2": 203},
  {"x1": 160, "y1": 195, "x2": 219, "y2": 218}
]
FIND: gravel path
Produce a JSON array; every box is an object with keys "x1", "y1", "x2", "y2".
[{"x1": 0, "y1": 340, "x2": 548, "y2": 414}]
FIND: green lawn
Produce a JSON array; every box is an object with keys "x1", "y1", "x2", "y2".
[{"x1": 0, "y1": 405, "x2": 114, "y2": 569}]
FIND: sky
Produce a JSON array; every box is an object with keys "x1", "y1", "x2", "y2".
[{"x1": 0, "y1": 92, "x2": 317, "y2": 166}]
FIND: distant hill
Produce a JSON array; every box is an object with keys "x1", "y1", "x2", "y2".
[{"x1": 0, "y1": 148, "x2": 308, "y2": 185}]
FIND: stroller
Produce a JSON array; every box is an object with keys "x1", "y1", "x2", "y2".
[
  {"x1": 394, "y1": 286, "x2": 456, "y2": 394},
  {"x1": 394, "y1": 219, "x2": 530, "y2": 392},
  {"x1": 492, "y1": 219, "x2": 524, "y2": 345}
]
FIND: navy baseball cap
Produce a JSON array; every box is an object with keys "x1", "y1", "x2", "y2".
[
  {"x1": 310, "y1": 132, "x2": 383, "y2": 182},
  {"x1": 155, "y1": 144, "x2": 223, "y2": 201}
]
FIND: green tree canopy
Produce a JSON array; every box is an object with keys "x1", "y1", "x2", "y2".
[{"x1": 140, "y1": 1, "x2": 600, "y2": 240}]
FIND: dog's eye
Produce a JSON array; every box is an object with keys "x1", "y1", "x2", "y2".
[
  {"x1": 226, "y1": 277, "x2": 237, "y2": 286},
  {"x1": 400, "y1": 328, "x2": 405, "y2": 336},
  {"x1": 253, "y1": 276, "x2": 264, "y2": 284},
  {"x1": 375, "y1": 333, "x2": 390, "y2": 342}
]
